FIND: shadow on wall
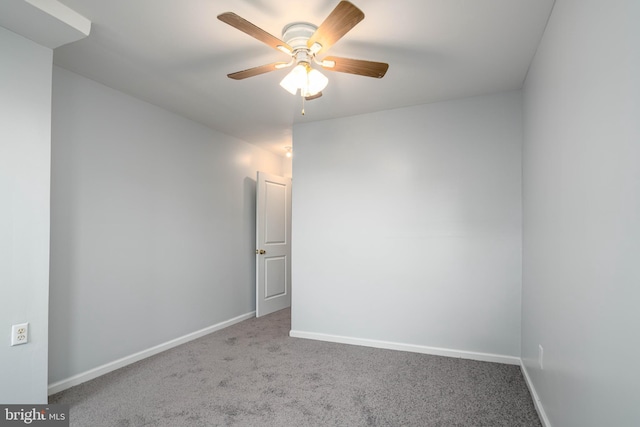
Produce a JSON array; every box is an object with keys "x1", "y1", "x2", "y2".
[{"x1": 244, "y1": 176, "x2": 258, "y2": 309}]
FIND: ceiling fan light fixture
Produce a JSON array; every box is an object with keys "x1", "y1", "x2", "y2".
[
  {"x1": 305, "y1": 68, "x2": 328, "y2": 96},
  {"x1": 279, "y1": 63, "x2": 307, "y2": 95},
  {"x1": 279, "y1": 63, "x2": 328, "y2": 97}
]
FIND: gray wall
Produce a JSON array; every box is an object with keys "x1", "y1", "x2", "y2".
[
  {"x1": 0, "y1": 26, "x2": 52, "y2": 404},
  {"x1": 49, "y1": 67, "x2": 284, "y2": 384},
  {"x1": 521, "y1": 0, "x2": 640, "y2": 425},
  {"x1": 291, "y1": 91, "x2": 523, "y2": 358}
]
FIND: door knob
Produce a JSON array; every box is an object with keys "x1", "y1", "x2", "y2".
[{"x1": 256, "y1": 249, "x2": 266, "y2": 255}]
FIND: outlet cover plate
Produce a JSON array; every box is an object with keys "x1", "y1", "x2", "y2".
[{"x1": 11, "y1": 322, "x2": 29, "y2": 346}]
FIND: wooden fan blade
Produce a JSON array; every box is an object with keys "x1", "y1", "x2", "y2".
[
  {"x1": 218, "y1": 12, "x2": 292, "y2": 53},
  {"x1": 307, "y1": 1, "x2": 364, "y2": 54},
  {"x1": 305, "y1": 92, "x2": 323, "y2": 101},
  {"x1": 321, "y1": 56, "x2": 389, "y2": 78},
  {"x1": 228, "y1": 62, "x2": 290, "y2": 80}
]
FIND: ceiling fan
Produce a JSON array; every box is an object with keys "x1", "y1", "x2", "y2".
[{"x1": 217, "y1": 1, "x2": 389, "y2": 105}]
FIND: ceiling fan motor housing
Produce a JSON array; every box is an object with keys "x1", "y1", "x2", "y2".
[{"x1": 282, "y1": 22, "x2": 318, "y2": 53}]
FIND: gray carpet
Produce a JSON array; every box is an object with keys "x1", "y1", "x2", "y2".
[{"x1": 50, "y1": 308, "x2": 541, "y2": 426}]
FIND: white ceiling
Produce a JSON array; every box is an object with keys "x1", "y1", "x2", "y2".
[{"x1": 53, "y1": 0, "x2": 554, "y2": 156}]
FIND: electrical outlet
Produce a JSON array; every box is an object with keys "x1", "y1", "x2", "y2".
[
  {"x1": 11, "y1": 323, "x2": 29, "y2": 346},
  {"x1": 538, "y1": 344, "x2": 544, "y2": 370}
]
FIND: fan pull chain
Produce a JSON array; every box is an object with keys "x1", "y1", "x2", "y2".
[{"x1": 301, "y1": 93, "x2": 306, "y2": 115}]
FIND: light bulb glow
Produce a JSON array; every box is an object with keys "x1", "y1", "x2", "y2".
[
  {"x1": 305, "y1": 69, "x2": 328, "y2": 96},
  {"x1": 279, "y1": 64, "x2": 307, "y2": 95},
  {"x1": 279, "y1": 63, "x2": 328, "y2": 97}
]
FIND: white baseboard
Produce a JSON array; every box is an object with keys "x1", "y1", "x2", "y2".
[
  {"x1": 48, "y1": 311, "x2": 256, "y2": 395},
  {"x1": 520, "y1": 361, "x2": 552, "y2": 427},
  {"x1": 289, "y1": 330, "x2": 521, "y2": 366}
]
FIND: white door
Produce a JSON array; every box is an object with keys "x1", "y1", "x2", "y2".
[{"x1": 256, "y1": 172, "x2": 291, "y2": 317}]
